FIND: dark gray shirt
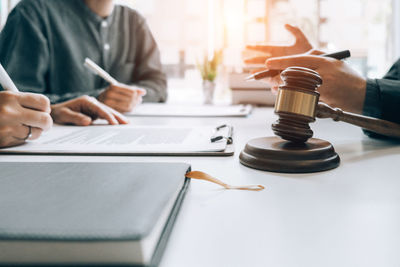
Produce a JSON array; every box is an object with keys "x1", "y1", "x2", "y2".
[
  {"x1": 0, "y1": 0, "x2": 167, "y2": 103},
  {"x1": 363, "y1": 59, "x2": 400, "y2": 138}
]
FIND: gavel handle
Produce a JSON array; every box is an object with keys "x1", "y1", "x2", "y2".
[{"x1": 316, "y1": 102, "x2": 400, "y2": 138}]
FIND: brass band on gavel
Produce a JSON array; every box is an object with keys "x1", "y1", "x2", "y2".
[{"x1": 274, "y1": 89, "x2": 319, "y2": 119}]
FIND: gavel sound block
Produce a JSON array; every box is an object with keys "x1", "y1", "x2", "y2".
[{"x1": 240, "y1": 67, "x2": 400, "y2": 173}]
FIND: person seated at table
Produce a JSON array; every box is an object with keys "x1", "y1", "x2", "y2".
[
  {"x1": 246, "y1": 24, "x2": 400, "y2": 137},
  {"x1": 0, "y1": 91, "x2": 128, "y2": 148},
  {"x1": 0, "y1": 0, "x2": 166, "y2": 114}
]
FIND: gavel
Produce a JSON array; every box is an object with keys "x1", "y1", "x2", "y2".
[{"x1": 272, "y1": 67, "x2": 400, "y2": 143}]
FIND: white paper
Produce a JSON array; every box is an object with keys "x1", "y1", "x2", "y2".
[
  {"x1": 126, "y1": 104, "x2": 252, "y2": 117},
  {"x1": 0, "y1": 125, "x2": 229, "y2": 155}
]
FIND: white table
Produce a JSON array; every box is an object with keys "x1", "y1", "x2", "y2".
[{"x1": 1, "y1": 107, "x2": 400, "y2": 267}]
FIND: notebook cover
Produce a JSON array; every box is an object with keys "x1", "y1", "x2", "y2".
[{"x1": 0, "y1": 162, "x2": 191, "y2": 266}]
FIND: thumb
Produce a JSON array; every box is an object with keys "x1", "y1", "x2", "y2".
[
  {"x1": 308, "y1": 49, "x2": 325, "y2": 56},
  {"x1": 266, "y1": 55, "x2": 329, "y2": 70},
  {"x1": 57, "y1": 107, "x2": 92, "y2": 126},
  {"x1": 285, "y1": 24, "x2": 308, "y2": 42}
]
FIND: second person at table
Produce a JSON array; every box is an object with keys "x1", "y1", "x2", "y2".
[{"x1": 0, "y1": 0, "x2": 167, "y2": 113}]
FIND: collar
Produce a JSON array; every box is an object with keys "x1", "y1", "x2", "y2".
[{"x1": 76, "y1": 0, "x2": 116, "y2": 24}]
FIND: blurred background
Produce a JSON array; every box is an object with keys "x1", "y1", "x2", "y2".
[{"x1": 1, "y1": 0, "x2": 400, "y2": 103}]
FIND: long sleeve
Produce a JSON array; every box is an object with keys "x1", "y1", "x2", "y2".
[
  {"x1": 0, "y1": 7, "x2": 49, "y2": 95},
  {"x1": 0, "y1": 4, "x2": 108, "y2": 104},
  {"x1": 132, "y1": 20, "x2": 167, "y2": 103},
  {"x1": 362, "y1": 59, "x2": 400, "y2": 138}
]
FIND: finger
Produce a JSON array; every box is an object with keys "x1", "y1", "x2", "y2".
[
  {"x1": 246, "y1": 45, "x2": 273, "y2": 55},
  {"x1": 28, "y1": 127, "x2": 43, "y2": 140},
  {"x1": 13, "y1": 126, "x2": 42, "y2": 141},
  {"x1": 86, "y1": 101, "x2": 119, "y2": 125},
  {"x1": 285, "y1": 24, "x2": 308, "y2": 41},
  {"x1": 55, "y1": 107, "x2": 93, "y2": 126},
  {"x1": 131, "y1": 94, "x2": 143, "y2": 109},
  {"x1": 10, "y1": 124, "x2": 31, "y2": 140},
  {"x1": 266, "y1": 55, "x2": 331, "y2": 70},
  {"x1": 17, "y1": 93, "x2": 51, "y2": 113},
  {"x1": 308, "y1": 49, "x2": 325, "y2": 55},
  {"x1": 106, "y1": 90, "x2": 132, "y2": 103},
  {"x1": 104, "y1": 98, "x2": 131, "y2": 113},
  {"x1": 250, "y1": 67, "x2": 268, "y2": 74},
  {"x1": 104, "y1": 105, "x2": 129, "y2": 124},
  {"x1": 20, "y1": 109, "x2": 53, "y2": 131},
  {"x1": 111, "y1": 84, "x2": 147, "y2": 97},
  {"x1": 109, "y1": 85, "x2": 135, "y2": 98},
  {"x1": 244, "y1": 56, "x2": 268, "y2": 64}
]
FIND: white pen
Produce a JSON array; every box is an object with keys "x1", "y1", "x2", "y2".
[
  {"x1": 84, "y1": 58, "x2": 119, "y2": 85},
  {"x1": 0, "y1": 63, "x2": 19, "y2": 92}
]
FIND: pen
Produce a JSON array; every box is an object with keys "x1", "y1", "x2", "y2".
[
  {"x1": 0, "y1": 63, "x2": 19, "y2": 92},
  {"x1": 84, "y1": 58, "x2": 119, "y2": 85},
  {"x1": 245, "y1": 50, "x2": 351, "y2": 81},
  {"x1": 84, "y1": 58, "x2": 146, "y2": 94}
]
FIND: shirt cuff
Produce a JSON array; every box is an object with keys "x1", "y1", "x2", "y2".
[
  {"x1": 362, "y1": 79, "x2": 388, "y2": 139},
  {"x1": 362, "y1": 78, "x2": 382, "y2": 119}
]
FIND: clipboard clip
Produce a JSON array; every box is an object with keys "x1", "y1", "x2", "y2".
[{"x1": 211, "y1": 124, "x2": 233, "y2": 144}]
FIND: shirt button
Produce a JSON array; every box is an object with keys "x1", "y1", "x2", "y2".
[
  {"x1": 101, "y1": 21, "x2": 108, "y2": 27},
  {"x1": 104, "y1": 43, "x2": 110, "y2": 51}
]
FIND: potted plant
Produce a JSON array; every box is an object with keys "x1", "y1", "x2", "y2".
[{"x1": 197, "y1": 50, "x2": 222, "y2": 104}]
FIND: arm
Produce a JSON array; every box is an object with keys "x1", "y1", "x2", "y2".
[
  {"x1": 362, "y1": 64, "x2": 400, "y2": 139},
  {"x1": 0, "y1": 6, "x2": 106, "y2": 104},
  {"x1": 0, "y1": 7, "x2": 49, "y2": 97},
  {"x1": 363, "y1": 60, "x2": 400, "y2": 124},
  {"x1": 132, "y1": 19, "x2": 167, "y2": 103}
]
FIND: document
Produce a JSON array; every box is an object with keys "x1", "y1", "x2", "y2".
[
  {"x1": 126, "y1": 103, "x2": 252, "y2": 117},
  {"x1": 0, "y1": 125, "x2": 232, "y2": 155}
]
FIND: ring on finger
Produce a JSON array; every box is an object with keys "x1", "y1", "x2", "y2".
[{"x1": 24, "y1": 125, "x2": 32, "y2": 141}]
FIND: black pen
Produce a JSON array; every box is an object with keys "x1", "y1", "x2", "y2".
[{"x1": 245, "y1": 50, "x2": 351, "y2": 81}]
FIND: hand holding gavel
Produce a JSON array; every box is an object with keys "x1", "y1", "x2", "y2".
[{"x1": 272, "y1": 67, "x2": 400, "y2": 143}]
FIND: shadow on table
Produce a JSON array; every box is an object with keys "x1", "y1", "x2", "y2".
[{"x1": 333, "y1": 138, "x2": 400, "y2": 163}]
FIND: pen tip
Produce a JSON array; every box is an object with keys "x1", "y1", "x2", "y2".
[{"x1": 244, "y1": 75, "x2": 255, "y2": 81}]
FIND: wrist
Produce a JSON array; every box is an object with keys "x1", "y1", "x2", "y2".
[{"x1": 354, "y1": 76, "x2": 367, "y2": 113}]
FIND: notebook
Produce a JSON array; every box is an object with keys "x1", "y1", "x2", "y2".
[
  {"x1": 0, "y1": 162, "x2": 190, "y2": 266},
  {"x1": 0, "y1": 124, "x2": 234, "y2": 156},
  {"x1": 126, "y1": 103, "x2": 252, "y2": 117}
]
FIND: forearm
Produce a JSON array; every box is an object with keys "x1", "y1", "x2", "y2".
[
  {"x1": 362, "y1": 78, "x2": 400, "y2": 139},
  {"x1": 136, "y1": 78, "x2": 167, "y2": 103}
]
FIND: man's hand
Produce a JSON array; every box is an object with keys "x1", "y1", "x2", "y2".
[
  {"x1": 0, "y1": 91, "x2": 53, "y2": 148},
  {"x1": 51, "y1": 96, "x2": 129, "y2": 126},
  {"x1": 98, "y1": 83, "x2": 146, "y2": 113},
  {"x1": 263, "y1": 50, "x2": 324, "y2": 93},
  {"x1": 245, "y1": 24, "x2": 313, "y2": 65},
  {"x1": 266, "y1": 55, "x2": 367, "y2": 114}
]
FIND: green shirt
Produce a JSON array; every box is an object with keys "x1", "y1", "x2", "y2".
[{"x1": 0, "y1": 0, "x2": 167, "y2": 103}]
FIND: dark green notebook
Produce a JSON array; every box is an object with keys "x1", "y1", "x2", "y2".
[{"x1": 0, "y1": 162, "x2": 191, "y2": 266}]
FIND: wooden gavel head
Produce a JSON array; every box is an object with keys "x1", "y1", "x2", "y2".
[{"x1": 272, "y1": 67, "x2": 322, "y2": 143}]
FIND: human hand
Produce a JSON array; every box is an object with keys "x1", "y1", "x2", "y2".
[
  {"x1": 254, "y1": 50, "x2": 324, "y2": 93},
  {"x1": 51, "y1": 96, "x2": 129, "y2": 126},
  {"x1": 98, "y1": 83, "x2": 146, "y2": 113},
  {"x1": 266, "y1": 54, "x2": 367, "y2": 114},
  {"x1": 245, "y1": 24, "x2": 313, "y2": 65},
  {"x1": 0, "y1": 91, "x2": 52, "y2": 148}
]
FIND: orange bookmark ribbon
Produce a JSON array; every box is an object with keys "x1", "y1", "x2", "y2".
[{"x1": 185, "y1": 171, "x2": 265, "y2": 191}]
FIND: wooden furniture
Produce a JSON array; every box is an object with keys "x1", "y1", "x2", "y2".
[
  {"x1": 1, "y1": 106, "x2": 399, "y2": 267},
  {"x1": 240, "y1": 67, "x2": 400, "y2": 173}
]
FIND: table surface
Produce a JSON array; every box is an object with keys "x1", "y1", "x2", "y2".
[{"x1": 1, "y1": 107, "x2": 400, "y2": 267}]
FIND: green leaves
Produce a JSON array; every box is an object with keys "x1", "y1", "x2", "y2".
[{"x1": 197, "y1": 50, "x2": 222, "y2": 82}]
